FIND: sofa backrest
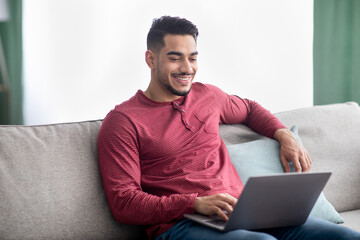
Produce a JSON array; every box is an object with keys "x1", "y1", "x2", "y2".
[
  {"x1": 220, "y1": 102, "x2": 360, "y2": 213},
  {"x1": 0, "y1": 120, "x2": 147, "y2": 240}
]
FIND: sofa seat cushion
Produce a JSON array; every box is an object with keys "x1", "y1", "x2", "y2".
[{"x1": 340, "y1": 210, "x2": 360, "y2": 233}]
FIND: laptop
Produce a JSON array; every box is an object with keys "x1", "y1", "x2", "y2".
[{"x1": 184, "y1": 172, "x2": 331, "y2": 231}]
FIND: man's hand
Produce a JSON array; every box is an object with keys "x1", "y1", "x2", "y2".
[
  {"x1": 274, "y1": 128, "x2": 312, "y2": 173},
  {"x1": 194, "y1": 193, "x2": 237, "y2": 221}
]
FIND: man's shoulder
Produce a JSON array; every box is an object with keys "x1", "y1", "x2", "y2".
[
  {"x1": 192, "y1": 82, "x2": 223, "y2": 93},
  {"x1": 102, "y1": 91, "x2": 143, "y2": 123},
  {"x1": 191, "y1": 82, "x2": 226, "y2": 100},
  {"x1": 192, "y1": 82, "x2": 209, "y2": 91},
  {"x1": 113, "y1": 90, "x2": 143, "y2": 112}
]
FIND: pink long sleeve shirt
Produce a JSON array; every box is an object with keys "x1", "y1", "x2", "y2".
[{"x1": 97, "y1": 83, "x2": 286, "y2": 239}]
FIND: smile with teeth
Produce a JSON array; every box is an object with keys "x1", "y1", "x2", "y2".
[{"x1": 172, "y1": 74, "x2": 193, "y2": 83}]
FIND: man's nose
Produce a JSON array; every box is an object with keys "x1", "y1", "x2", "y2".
[{"x1": 180, "y1": 59, "x2": 193, "y2": 73}]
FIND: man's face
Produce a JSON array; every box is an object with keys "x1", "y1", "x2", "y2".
[{"x1": 153, "y1": 34, "x2": 198, "y2": 98}]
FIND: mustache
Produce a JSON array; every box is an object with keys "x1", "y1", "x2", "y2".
[{"x1": 173, "y1": 73, "x2": 194, "y2": 76}]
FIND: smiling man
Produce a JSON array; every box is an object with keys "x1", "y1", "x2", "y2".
[
  {"x1": 97, "y1": 16, "x2": 360, "y2": 240},
  {"x1": 145, "y1": 34, "x2": 198, "y2": 101}
]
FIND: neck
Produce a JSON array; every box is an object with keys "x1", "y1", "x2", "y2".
[
  {"x1": 144, "y1": 84, "x2": 181, "y2": 102},
  {"x1": 144, "y1": 73, "x2": 182, "y2": 102}
]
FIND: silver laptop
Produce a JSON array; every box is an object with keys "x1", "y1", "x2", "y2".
[{"x1": 184, "y1": 172, "x2": 331, "y2": 231}]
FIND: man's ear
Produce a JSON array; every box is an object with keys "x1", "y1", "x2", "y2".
[{"x1": 145, "y1": 50, "x2": 156, "y2": 69}]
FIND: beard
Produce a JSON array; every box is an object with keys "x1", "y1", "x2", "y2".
[
  {"x1": 164, "y1": 82, "x2": 192, "y2": 96},
  {"x1": 156, "y1": 68, "x2": 193, "y2": 97}
]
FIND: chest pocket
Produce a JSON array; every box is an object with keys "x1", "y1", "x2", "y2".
[{"x1": 194, "y1": 108, "x2": 219, "y2": 135}]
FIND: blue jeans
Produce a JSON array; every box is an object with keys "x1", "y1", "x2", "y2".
[{"x1": 154, "y1": 217, "x2": 360, "y2": 240}]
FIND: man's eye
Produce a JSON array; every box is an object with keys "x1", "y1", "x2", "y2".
[
  {"x1": 190, "y1": 58, "x2": 197, "y2": 62},
  {"x1": 169, "y1": 58, "x2": 180, "y2": 61}
]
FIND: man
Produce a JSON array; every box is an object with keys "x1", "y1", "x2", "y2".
[{"x1": 98, "y1": 16, "x2": 360, "y2": 240}]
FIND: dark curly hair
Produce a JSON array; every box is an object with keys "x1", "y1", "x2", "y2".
[{"x1": 147, "y1": 16, "x2": 199, "y2": 52}]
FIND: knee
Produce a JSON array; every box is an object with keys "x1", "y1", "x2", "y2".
[{"x1": 306, "y1": 217, "x2": 360, "y2": 240}]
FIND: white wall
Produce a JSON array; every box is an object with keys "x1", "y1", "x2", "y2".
[{"x1": 23, "y1": 0, "x2": 313, "y2": 125}]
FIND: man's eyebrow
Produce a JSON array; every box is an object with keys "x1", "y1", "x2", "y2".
[
  {"x1": 166, "y1": 51, "x2": 199, "y2": 56},
  {"x1": 166, "y1": 51, "x2": 183, "y2": 56}
]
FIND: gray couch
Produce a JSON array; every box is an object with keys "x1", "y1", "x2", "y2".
[{"x1": 1, "y1": 102, "x2": 359, "y2": 239}]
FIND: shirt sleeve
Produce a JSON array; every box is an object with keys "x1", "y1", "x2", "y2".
[
  {"x1": 205, "y1": 84, "x2": 286, "y2": 138},
  {"x1": 97, "y1": 110, "x2": 197, "y2": 225}
]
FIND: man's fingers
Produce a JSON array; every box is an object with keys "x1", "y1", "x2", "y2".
[
  {"x1": 300, "y1": 150, "x2": 310, "y2": 172},
  {"x1": 218, "y1": 193, "x2": 237, "y2": 206},
  {"x1": 297, "y1": 146, "x2": 312, "y2": 172},
  {"x1": 280, "y1": 153, "x2": 291, "y2": 173},
  {"x1": 217, "y1": 200, "x2": 234, "y2": 214},
  {"x1": 305, "y1": 149, "x2": 312, "y2": 170},
  {"x1": 292, "y1": 158, "x2": 302, "y2": 172},
  {"x1": 281, "y1": 146, "x2": 313, "y2": 173},
  {"x1": 194, "y1": 194, "x2": 238, "y2": 221},
  {"x1": 281, "y1": 151, "x2": 302, "y2": 173},
  {"x1": 275, "y1": 128, "x2": 312, "y2": 173},
  {"x1": 213, "y1": 194, "x2": 236, "y2": 216},
  {"x1": 215, "y1": 207, "x2": 229, "y2": 221}
]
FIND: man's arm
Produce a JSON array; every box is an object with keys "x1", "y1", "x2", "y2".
[
  {"x1": 97, "y1": 111, "x2": 197, "y2": 225},
  {"x1": 206, "y1": 84, "x2": 312, "y2": 172},
  {"x1": 238, "y1": 99, "x2": 312, "y2": 172}
]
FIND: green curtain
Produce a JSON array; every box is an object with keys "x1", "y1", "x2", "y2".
[
  {"x1": 314, "y1": 0, "x2": 360, "y2": 105},
  {"x1": 0, "y1": 0, "x2": 23, "y2": 125}
]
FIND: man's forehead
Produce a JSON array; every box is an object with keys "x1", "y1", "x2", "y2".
[{"x1": 162, "y1": 34, "x2": 197, "y2": 54}]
